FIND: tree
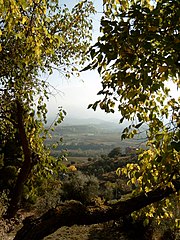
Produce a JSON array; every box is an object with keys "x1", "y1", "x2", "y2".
[
  {"x1": 0, "y1": 0, "x2": 95, "y2": 218},
  {"x1": 60, "y1": 171, "x2": 100, "y2": 204},
  {"x1": 0, "y1": 134, "x2": 22, "y2": 192},
  {"x1": 14, "y1": 182, "x2": 180, "y2": 240},
  {"x1": 85, "y1": 0, "x2": 180, "y2": 226},
  {"x1": 108, "y1": 147, "x2": 122, "y2": 158},
  {"x1": 2, "y1": 0, "x2": 180, "y2": 238}
]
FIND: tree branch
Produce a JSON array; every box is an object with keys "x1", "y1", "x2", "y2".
[
  {"x1": 5, "y1": 100, "x2": 32, "y2": 219},
  {"x1": 14, "y1": 181, "x2": 179, "y2": 240}
]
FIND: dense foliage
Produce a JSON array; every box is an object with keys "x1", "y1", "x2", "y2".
[
  {"x1": 0, "y1": 0, "x2": 95, "y2": 218},
  {"x1": 60, "y1": 171, "x2": 100, "y2": 204},
  {"x1": 85, "y1": 0, "x2": 180, "y2": 227},
  {"x1": 108, "y1": 147, "x2": 122, "y2": 158}
]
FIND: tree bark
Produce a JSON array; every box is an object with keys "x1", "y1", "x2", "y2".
[
  {"x1": 14, "y1": 181, "x2": 179, "y2": 240},
  {"x1": 5, "y1": 100, "x2": 32, "y2": 219}
]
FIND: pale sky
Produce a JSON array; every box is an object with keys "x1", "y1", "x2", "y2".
[{"x1": 46, "y1": 0, "x2": 118, "y2": 122}]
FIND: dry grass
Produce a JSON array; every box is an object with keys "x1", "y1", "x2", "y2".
[{"x1": 44, "y1": 223, "x2": 126, "y2": 240}]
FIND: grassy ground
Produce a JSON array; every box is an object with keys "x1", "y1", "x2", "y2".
[{"x1": 44, "y1": 222, "x2": 127, "y2": 240}]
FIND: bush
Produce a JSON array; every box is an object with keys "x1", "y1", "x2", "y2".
[
  {"x1": 101, "y1": 182, "x2": 114, "y2": 201},
  {"x1": 21, "y1": 178, "x2": 62, "y2": 214},
  {"x1": 108, "y1": 147, "x2": 122, "y2": 158},
  {"x1": 60, "y1": 171, "x2": 99, "y2": 204}
]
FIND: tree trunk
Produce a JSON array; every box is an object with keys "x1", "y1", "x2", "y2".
[
  {"x1": 5, "y1": 100, "x2": 32, "y2": 219},
  {"x1": 14, "y1": 181, "x2": 179, "y2": 240}
]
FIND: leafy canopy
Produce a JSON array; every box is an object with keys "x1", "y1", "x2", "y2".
[
  {"x1": 0, "y1": 0, "x2": 95, "y2": 155},
  {"x1": 0, "y1": 0, "x2": 95, "y2": 211},
  {"x1": 85, "y1": 0, "x2": 180, "y2": 227}
]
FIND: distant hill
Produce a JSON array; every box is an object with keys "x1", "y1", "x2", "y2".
[
  {"x1": 47, "y1": 116, "x2": 126, "y2": 130},
  {"x1": 61, "y1": 117, "x2": 120, "y2": 126},
  {"x1": 52, "y1": 117, "x2": 125, "y2": 134},
  {"x1": 45, "y1": 116, "x2": 146, "y2": 159}
]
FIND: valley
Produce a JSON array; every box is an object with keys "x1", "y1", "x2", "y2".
[{"x1": 45, "y1": 118, "x2": 146, "y2": 159}]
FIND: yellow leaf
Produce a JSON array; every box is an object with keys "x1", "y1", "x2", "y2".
[
  {"x1": 35, "y1": 46, "x2": 41, "y2": 58},
  {"x1": 131, "y1": 177, "x2": 136, "y2": 184},
  {"x1": 175, "y1": 219, "x2": 180, "y2": 229},
  {"x1": 22, "y1": 16, "x2": 27, "y2": 24},
  {"x1": 145, "y1": 186, "x2": 150, "y2": 192},
  {"x1": 68, "y1": 165, "x2": 77, "y2": 171},
  {"x1": 164, "y1": 212, "x2": 169, "y2": 218}
]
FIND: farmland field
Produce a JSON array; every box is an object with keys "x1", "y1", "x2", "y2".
[{"x1": 45, "y1": 119, "x2": 146, "y2": 158}]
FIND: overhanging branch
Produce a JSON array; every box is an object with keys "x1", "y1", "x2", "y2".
[{"x1": 14, "y1": 181, "x2": 179, "y2": 240}]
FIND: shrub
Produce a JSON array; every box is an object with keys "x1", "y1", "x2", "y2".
[
  {"x1": 108, "y1": 147, "x2": 122, "y2": 158},
  {"x1": 60, "y1": 171, "x2": 99, "y2": 204}
]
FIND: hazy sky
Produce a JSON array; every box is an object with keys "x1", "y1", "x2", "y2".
[{"x1": 47, "y1": 0, "x2": 118, "y2": 122}]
